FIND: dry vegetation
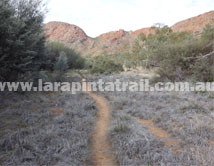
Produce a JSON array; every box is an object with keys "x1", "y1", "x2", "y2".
[
  {"x1": 0, "y1": 89, "x2": 97, "y2": 165},
  {"x1": 1, "y1": 1, "x2": 214, "y2": 165},
  {"x1": 95, "y1": 74, "x2": 214, "y2": 166},
  {"x1": 1, "y1": 74, "x2": 214, "y2": 166}
]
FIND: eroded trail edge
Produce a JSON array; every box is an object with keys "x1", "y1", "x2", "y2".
[
  {"x1": 139, "y1": 119, "x2": 181, "y2": 154},
  {"x1": 86, "y1": 90, "x2": 116, "y2": 166}
]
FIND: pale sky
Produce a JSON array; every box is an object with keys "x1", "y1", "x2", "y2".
[{"x1": 45, "y1": 0, "x2": 214, "y2": 37}]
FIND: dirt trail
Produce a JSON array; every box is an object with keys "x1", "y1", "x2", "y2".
[
  {"x1": 139, "y1": 119, "x2": 181, "y2": 154},
  {"x1": 86, "y1": 90, "x2": 116, "y2": 166}
]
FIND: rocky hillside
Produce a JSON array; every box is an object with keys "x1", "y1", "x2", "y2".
[
  {"x1": 44, "y1": 22, "x2": 95, "y2": 55},
  {"x1": 44, "y1": 11, "x2": 214, "y2": 56},
  {"x1": 172, "y1": 11, "x2": 214, "y2": 34},
  {"x1": 44, "y1": 22, "x2": 88, "y2": 43}
]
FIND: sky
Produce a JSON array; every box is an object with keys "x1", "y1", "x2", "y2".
[{"x1": 45, "y1": 0, "x2": 214, "y2": 37}]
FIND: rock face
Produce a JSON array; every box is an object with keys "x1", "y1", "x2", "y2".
[
  {"x1": 43, "y1": 11, "x2": 214, "y2": 56},
  {"x1": 99, "y1": 29, "x2": 128, "y2": 43},
  {"x1": 44, "y1": 22, "x2": 88, "y2": 43},
  {"x1": 43, "y1": 22, "x2": 135, "y2": 56},
  {"x1": 172, "y1": 11, "x2": 214, "y2": 34},
  {"x1": 44, "y1": 22, "x2": 95, "y2": 55},
  {"x1": 132, "y1": 27, "x2": 156, "y2": 36}
]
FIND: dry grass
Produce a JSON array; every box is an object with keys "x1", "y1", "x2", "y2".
[
  {"x1": 0, "y1": 91, "x2": 97, "y2": 166},
  {"x1": 94, "y1": 74, "x2": 214, "y2": 166}
]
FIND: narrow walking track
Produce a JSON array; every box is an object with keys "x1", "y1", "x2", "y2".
[
  {"x1": 139, "y1": 119, "x2": 181, "y2": 154},
  {"x1": 86, "y1": 90, "x2": 116, "y2": 166}
]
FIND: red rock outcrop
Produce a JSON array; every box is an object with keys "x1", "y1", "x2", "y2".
[
  {"x1": 99, "y1": 29, "x2": 128, "y2": 43},
  {"x1": 171, "y1": 11, "x2": 214, "y2": 33},
  {"x1": 132, "y1": 27, "x2": 156, "y2": 36},
  {"x1": 43, "y1": 21, "x2": 88, "y2": 43},
  {"x1": 43, "y1": 11, "x2": 214, "y2": 56}
]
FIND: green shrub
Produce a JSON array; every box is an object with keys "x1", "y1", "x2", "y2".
[
  {"x1": 0, "y1": 0, "x2": 47, "y2": 81},
  {"x1": 54, "y1": 52, "x2": 68, "y2": 73},
  {"x1": 191, "y1": 55, "x2": 214, "y2": 82},
  {"x1": 90, "y1": 55, "x2": 123, "y2": 74},
  {"x1": 129, "y1": 25, "x2": 214, "y2": 81},
  {"x1": 201, "y1": 24, "x2": 214, "y2": 42},
  {"x1": 46, "y1": 42, "x2": 85, "y2": 70}
]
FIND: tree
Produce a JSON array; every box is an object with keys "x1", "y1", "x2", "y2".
[
  {"x1": 153, "y1": 23, "x2": 165, "y2": 28},
  {"x1": 201, "y1": 24, "x2": 214, "y2": 42},
  {"x1": 54, "y1": 51, "x2": 68, "y2": 73},
  {"x1": 47, "y1": 42, "x2": 85, "y2": 70},
  {"x1": 0, "y1": 0, "x2": 47, "y2": 81}
]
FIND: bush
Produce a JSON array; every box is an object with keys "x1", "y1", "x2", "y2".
[
  {"x1": 201, "y1": 24, "x2": 214, "y2": 42},
  {"x1": 129, "y1": 25, "x2": 214, "y2": 81},
  {"x1": 191, "y1": 55, "x2": 214, "y2": 82},
  {"x1": 46, "y1": 42, "x2": 85, "y2": 70},
  {"x1": 0, "y1": 0, "x2": 47, "y2": 81},
  {"x1": 54, "y1": 52, "x2": 68, "y2": 73},
  {"x1": 155, "y1": 38, "x2": 202, "y2": 80},
  {"x1": 90, "y1": 55, "x2": 123, "y2": 74}
]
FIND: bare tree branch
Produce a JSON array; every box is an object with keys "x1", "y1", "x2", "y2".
[{"x1": 183, "y1": 50, "x2": 214, "y2": 61}]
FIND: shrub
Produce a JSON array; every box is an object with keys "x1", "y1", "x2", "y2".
[
  {"x1": 201, "y1": 24, "x2": 214, "y2": 42},
  {"x1": 54, "y1": 52, "x2": 68, "y2": 73},
  {"x1": 191, "y1": 55, "x2": 214, "y2": 82},
  {"x1": 90, "y1": 55, "x2": 123, "y2": 74},
  {"x1": 0, "y1": 0, "x2": 47, "y2": 81},
  {"x1": 129, "y1": 25, "x2": 214, "y2": 81},
  {"x1": 46, "y1": 42, "x2": 85, "y2": 70}
]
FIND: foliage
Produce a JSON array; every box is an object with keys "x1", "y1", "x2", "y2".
[
  {"x1": 54, "y1": 51, "x2": 68, "y2": 73},
  {"x1": 90, "y1": 55, "x2": 123, "y2": 74},
  {"x1": 0, "y1": 92, "x2": 97, "y2": 165},
  {"x1": 129, "y1": 25, "x2": 214, "y2": 81},
  {"x1": 47, "y1": 42, "x2": 85, "y2": 70},
  {"x1": 201, "y1": 24, "x2": 214, "y2": 42},
  {"x1": 0, "y1": 0, "x2": 48, "y2": 81}
]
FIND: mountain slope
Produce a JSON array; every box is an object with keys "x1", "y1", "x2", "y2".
[
  {"x1": 44, "y1": 22, "x2": 95, "y2": 54},
  {"x1": 44, "y1": 11, "x2": 214, "y2": 56},
  {"x1": 172, "y1": 11, "x2": 214, "y2": 34}
]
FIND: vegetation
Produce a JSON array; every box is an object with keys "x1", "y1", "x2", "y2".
[
  {"x1": 54, "y1": 51, "x2": 69, "y2": 73},
  {"x1": 1, "y1": 0, "x2": 214, "y2": 166},
  {"x1": 47, "y1": 42, "x2": 85, "y2": 71},
  {"x1": 89, "y1": 55, "x2": 123, "y2": 74},
  {"x1": 2, "y1": 0, "x2": 212, "y2": 81},
  {"x1": 125, "y1": 25, "x2": 214, "y2": 81},
  {"x1": 0, "y1": 0, "x2": 86, "y2": 82},
  {"x1": 0, "y1": 0, "x2": 48, "y2": 81},
  {"x1": 99, "y1": 74, "x2": 214, "y2": 166},
  {"x1": 0, "y1": 91, "x2": 97, "y2": 165}
]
